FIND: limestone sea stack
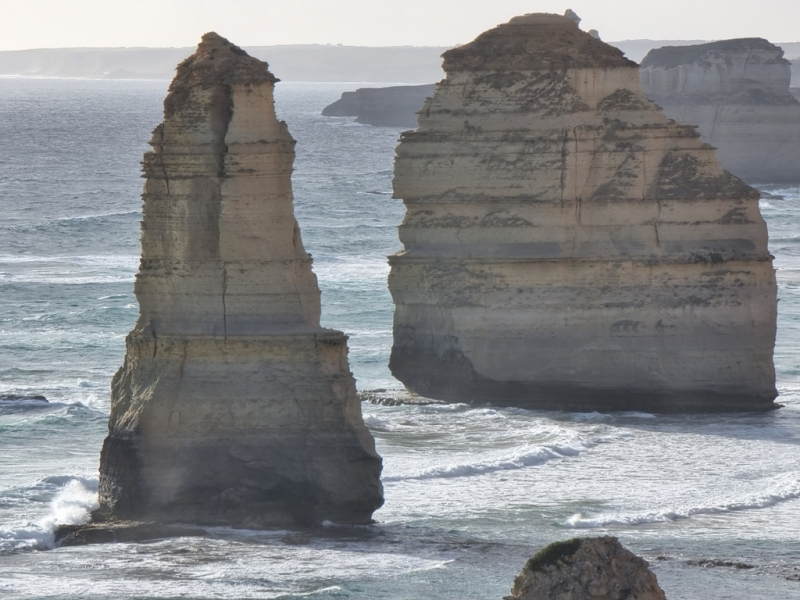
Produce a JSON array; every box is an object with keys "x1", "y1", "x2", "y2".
[
  {"x1": 389, "y1": 13, "x2": 778, "y2": 412},
  {"x1": 97, "y1": 33, "x2": 383, "y2": 527},
  {"x1": 640, "y1": 38, "x2": 800, "y2": 183}
]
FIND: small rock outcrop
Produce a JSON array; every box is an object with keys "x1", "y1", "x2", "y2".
[
  {"x1": 388, "y1": 13, "x2": 778, "y2": 412},
  {"x1": 0, "y1": 394, "x2": 47, "y2": 402},
  {"x1": 505, "y1": 537, "x2": 667, "y2": 600},
  {"x1": 322, "y1": 84, "x2": 435, "y2": 127},
  {"x1": 97, "y1": 33, "x2": 383, "y2": 528},
  {"x1": 640, "y1": 38, "x2": 800, "y2": 183}
]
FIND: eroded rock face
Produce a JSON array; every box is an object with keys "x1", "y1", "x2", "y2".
[
  {"x1": 98, "y1": 33, "x2": 383, "y2": 527},
  {"x1": 505, "y1": 537, "x2": 667, "y2": 600},
  {"x1": 389, "y1": 13, "x2": 778, "y2": 412},
  {"x1": 640, "y1": 38, "x2": 800, "y2": 183}
]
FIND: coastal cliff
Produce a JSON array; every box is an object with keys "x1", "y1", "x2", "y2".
[
  {"x1": 322, "y1": 84, "x2": 435, "y2": 127},
  {"x1": 388, "y1": 12, "x2": 778, "y2": 412},
  {"x1": 640, "y1": 39, "x2": 800, "y2": 183},
  {"x1": 97, "y1": 33, "x2": 383, "y2": 527}
]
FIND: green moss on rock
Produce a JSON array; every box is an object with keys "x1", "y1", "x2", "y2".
[{"x1": 524, "y1": 538, "x2": 583, "y2": 571}]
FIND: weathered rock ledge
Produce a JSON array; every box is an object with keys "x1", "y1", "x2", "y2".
[{"x1": 56, "y1": 521, "x2": 206, "y2": 547}]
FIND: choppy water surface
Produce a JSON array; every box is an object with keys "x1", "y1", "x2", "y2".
[{"x1": 0, "y1": 78, "x2": 798, "y2": 599}]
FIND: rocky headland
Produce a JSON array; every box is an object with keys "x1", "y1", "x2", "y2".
[
  {"x1": 388, "y1": 12, "x2": 778, "y2": 412},
  {"x1": 505, "y1": 537, "x2": 667, "y2": 600},
  {"x1": 640, "y1": 38, "x2": 800, "y2": 183},
  {"x1": 95, "y1": 33, "x2": 383, "y2": 529},
  {"x1": 322, "y1": 84, "x2": 435, "y2": 127}
]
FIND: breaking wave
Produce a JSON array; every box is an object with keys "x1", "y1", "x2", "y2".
[
  {"x1": 383, "y1": 439, "x2": 587, "y2": 482},
  {"x1": 0, "y1": 478, "x2": 98, "y2": 554},
  {"x1": 565, "y1": 472, "x2": 800, "y2": 528}
]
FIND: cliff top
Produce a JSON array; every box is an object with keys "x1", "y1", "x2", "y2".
[
  {"x1": 641, "y1": 38, "x2": 790, "y2": 69},
  {"x1": 442, "y1": 12, "x2": 636, "y2": 73},
  {"x1": 171, "y1": 32, "x2": 278, "y2": 89}
]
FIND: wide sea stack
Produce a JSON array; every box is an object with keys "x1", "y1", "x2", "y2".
[
  {"x1": 388, "y1": 13, "x2": 778, "y2": 412},
  {"x1": 640, "y1": 38, "x2": 800, "y2": 183},
  {"x1": 97, "y1": 33, "x2": 383, "y2": 527}
]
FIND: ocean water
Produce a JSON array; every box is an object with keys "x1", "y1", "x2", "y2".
[{"x1": 0, "y1": 78, "x2": 799, "y2": 599}]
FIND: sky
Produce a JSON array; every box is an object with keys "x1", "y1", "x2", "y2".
[{"x1": 2, "y1": 0, "x2": 799, "y2": 51}]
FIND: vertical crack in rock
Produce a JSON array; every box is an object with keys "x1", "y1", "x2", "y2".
[
  {"x1": 388, "y1": 12, "x2": 778, "y2": 412},
  {"x1": 654, "y1": 197, "x2": 662, "y2": 246},
  {"x1": 559, "y1": 128, "x2": 569, "y2": 207},
  {"x1": 221, "y1": 262, "x2": 228, "y2": 339},
  {"x1": 157, "y1": 125, "x2": 170, "y2": 196},
  {"x1": 98, "y1": 32, "x2": 383, "y2": 527}
]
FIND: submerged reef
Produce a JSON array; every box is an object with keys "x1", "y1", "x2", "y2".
[
  {"x1": 96, "y1": 33, "x2": 383, "y2": 528},
  {"x1": 388, "y1": 12, "x2": 778, "y2": 412}
]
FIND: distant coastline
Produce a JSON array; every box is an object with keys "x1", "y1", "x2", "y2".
[
  {"x1": 1, "y1": 41, "x2": 797, "y2": 83},
  {"x1": 0, "y1": 45, "x2": 448, "y2": 83}
]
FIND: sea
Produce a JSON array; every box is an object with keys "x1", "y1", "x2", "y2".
[{"x1": 0, "y1": 77, "x2": 798, "y2": 600}]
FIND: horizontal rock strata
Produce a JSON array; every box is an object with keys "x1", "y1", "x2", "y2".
[
  {"x1": 388, "y1": 13, "x2": 778, "y2": 412},
  {"x1": 640, "y1": 38, "x2": 800, "y2": 183},
  {"x1": 505, "y1": 537, "x2": 667, "y2": 600},
  {"x1": 98, "y1": 33, "x2": 383, "y2": 527}
]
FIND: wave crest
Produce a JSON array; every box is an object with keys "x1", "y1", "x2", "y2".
[
  {"x1": 384, "y1": 439, "x2": 587, "y2": 482},
  {"x1": 0, "y1": 478, "x2": 98, "y2": 554},
  {"x1": 565, "y1": 473, "x2": 800, "y2": 528}
]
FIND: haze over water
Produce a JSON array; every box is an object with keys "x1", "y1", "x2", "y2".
[{"x1": 0, "y1": 78, "x2": 798, "y2": 599}]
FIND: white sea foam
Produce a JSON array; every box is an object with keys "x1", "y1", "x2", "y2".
[
  {"x1": 0, "y1": 254, "x2": 138, "y2": 284},
  {"x1": 0, "y1": 254, "x2": 138, "y2": 267},
  {"x1": 383, "y1": 440, "x2": 587, "y2": 482},
  {"x1": 293, "y1": 586, "x2": 344, "y2": 597},
  {"x1": 55, "y1": 210, "x2": 140, "y2": 222},
  {"x1": 0, "y1": 478, "x2": 98, "y2": 553},
  {"x1": 564, "y1": 472, "x2": 800, "y2": 528},
  {"x1": 363, "y1": 414, "x2": 390, "y2": 430},
  {"x1": 618, "y1": 411, "x2": 657, "y2": 419}
]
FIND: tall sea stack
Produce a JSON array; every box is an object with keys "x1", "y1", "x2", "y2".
[
  {"x1": 388, "y1": 13, "x2": 778, "y2": 412},
  {"x1": 98, "y1": 33, "x2": 383, "y2": 527}
]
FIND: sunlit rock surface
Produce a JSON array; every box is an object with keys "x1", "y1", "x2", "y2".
[
  {"x1": 505, "y1": 537, "x2": 667, "y2": 600},
  {"x1": 98, "y1": 33, "x2": 383, "y2": 527},
  {"x1": 640, "y1": 38, "x2": 800, "y2": 183},
  {"x1": 388, "y1": 13, "x2": 778, "y2": 412}
]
